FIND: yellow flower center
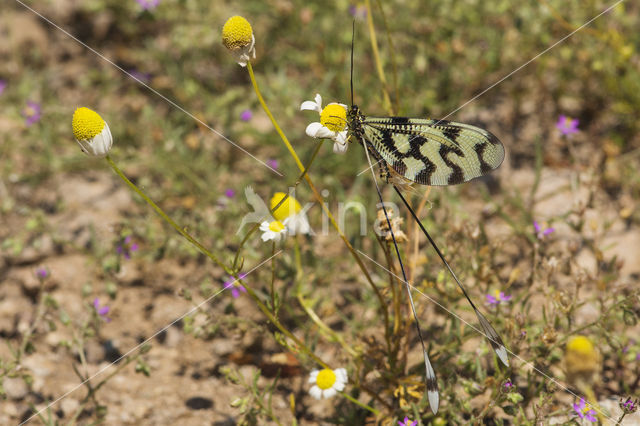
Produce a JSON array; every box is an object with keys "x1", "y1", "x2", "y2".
[
  {"x1": 566, "y1": 335, "x2": 595, "y2": 356},
  {"x1": 316, "y1": 369, "x2": 336, "y2": 390},
  {"x1": 270, "y1": 192, "x2": 302, "y2": 222},
  {"x1": 72, "y1": 107, "x2": 105, "y2": 141},
  {"x1": 268, "y1": 220, "x2": 285, "y2": 233},
  {"x1": 320, "y1": 104, "x2": 347, "y2": 132},
  {"x1": 222, "y1": 16, "x2": 253, "y2": 49}
]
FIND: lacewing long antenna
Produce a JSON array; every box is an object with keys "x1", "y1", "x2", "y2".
[
  {"x1": 350, "y1": 20, "x2": 355, "y2": 106},
  {"x1": 361, "y1": 143, "x2": 440, "y2": 414},
  {"x1": 392, "y1": 185, "x2": 509, "y2": 367}
]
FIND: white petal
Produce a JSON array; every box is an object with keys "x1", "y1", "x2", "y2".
[
  {"x1": 308, "y1": 370, "x2": 319, "y2": 383},
  {"x1": 259, "y1": 221, "x2": 270, "y2": 232},
  {"x1": 309, "y1": 386, "x2": 322, "y2": 400},
  {"x1": 323, "y1": 388, "x2": 336, "y2": 399},
  {"x1": 314, "y1": 93, "x2": 322, "y2": 109},
  {"x1": 286, "y1": 213, "x2": 312, "y2": 235},
  {"x1": 305, "y1": 122, "x2": 324, "y2": 138},
  {"x1": 332, "y1": 140, "x2": 348, "y2": 154},
  {"x1": 300, "y1": 101, "x2": 320, "y2": 112},
  {"x1": 334, "y1": 131, "x2": 348, "y2": 145},
  {"x1": 333, "y1": 381, "x2": 345, "y2": 392},
  {"x1": 313, "y1": 126, "x2": 335, "y2": 139},
  {"x1": 334, "y1": 368, "x2": 348, "y2": 383},
  {"x1": 75, "y1": 123, "x2": 113, "y2": 157}
]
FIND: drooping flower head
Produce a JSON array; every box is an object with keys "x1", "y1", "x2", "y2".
[
  {"x1": 270, "y1": 192, "x2": 311, "y2": 235},
  {"x1": 221, "y1": 16, "x2": 256, "y2": 67},
  {"x1": 308, "y1": 367, "x2": 347, "y2": 399},
  {"x1": 556, "y1": 115, "x2": 579, "y2": 136},
  {"x1": 301, "y1": 94, "x2": 349, "y2": 154},
  {"x1": 72, "y1": 107, "x2": 113, "y2": 157},
  {"x1": 572, "y1": 398, "x2": 597, "y2": 422}
]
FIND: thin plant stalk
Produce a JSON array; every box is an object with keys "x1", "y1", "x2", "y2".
[
  {"x1": 364, "y1": 0, "x2": 393, "y2": 115},
  {"x1": 245, "y1": 62, "x2": 390, "y2": 336},
  {"x1": 106, "y1": 155, "x2": 329, "y2": 369}
]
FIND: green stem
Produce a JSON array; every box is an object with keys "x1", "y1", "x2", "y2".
[
  {"x1": 245, "y1": 62, "x2": 387, "y2": 337},
  {"x1": 232, "y1": 140, "x2": 323, "y2": 271},
  {"x1": 105, "y1": 155, "x2": 230, "y2": 275},
  {"x1": 364, "y1": 0, "x2": 393, "y2": 115},
  {"x1": 340, "y1": 391, "x2": 380, "y2": 416}
]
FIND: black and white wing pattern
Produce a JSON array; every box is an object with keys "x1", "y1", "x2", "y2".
[{"x1": 362, "y1": 117, "x2": 505, "y2": 186}]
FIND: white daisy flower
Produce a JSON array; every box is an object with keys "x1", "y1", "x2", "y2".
[
  {"x1": 270, "y1": 192, "x2": 312, "y2": 235},
  {"x1": 260, "y1": 219, "x2": 288, "y2": 242},
  {"x1": 221, "y1": 16, "x2": 256, "y2": 67},
  {"x1": 300, "y1": 94, "x2": 349, "y2": 154},
  {"x1": 308, "y1": 367, "x2": 347, "y2": 399},
  {"x1": 72, "y1": 107, "x2": 113, "y2": 157}
]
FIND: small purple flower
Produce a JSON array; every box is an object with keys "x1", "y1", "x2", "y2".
[
  {"x1": 349, "y1": 4, "x2": 367, "y2": 20},
  {"x1": 224, "y1": 273, "x2": 247, "y2": 298},
  {"x1": 129, "y1": 69, "x2": 151, "y2": 83},
  {"x1": 502, "y1": 379, "x2": 514, "y2": 392},
  {"x1": 23, "y1": 101, "x2": 42, "y2": 126},
  {"x1": 572, "y1": 398, "x2": 597, "y2": 422},
  {"x1": 397, "y1": 417, "x2": 417, "y2": 426},
  {"x1": 556, "y1": 115, "x2": 579, "y2": 136},
  {"x1": 116, "y1": 236, "x2": 139, "y2": 260},
  {"x1": 0, "y1": 80, "x2": 6, "y2": 95},
  {"x1": 267, "y1": 159, "x2": 278, "y2": 170},
  {"x1": 533, "y1": 221, "x2": 555, "y2": 240},
  {"x1": 136, "y1": 0, "x2": 159, "y2": 10},
  {"x1": 486, "y1": 290, "x2": 512, "y2": 306},
  {"x1": 225, "y1": 188, "x2": 236, "y2": 198},
  {"x1": 620, "y1": 397, "x2": 638, "y2": 413},
  {"x1": 35, "y1": 267, "x2": 49, "y2": 280},
  {"x1": 240, "y1": 109, "x2": 253, "y2": 122},
  {"x1": 93, "y1": 298, "x2": 112, "y2": 322}
]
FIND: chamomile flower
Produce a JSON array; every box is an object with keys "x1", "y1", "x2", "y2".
[
  {"x1": 221, "y1": 16, "x2": 256, "y2": 67},
  {"x1": 308, "y1": 367, "x2": 347, "y2": 399},
  {"x1": 260, "y1": 219, "x2": 288, "y2": 242},
  {"x1": 270, "y1": 192, "x2": 311, "y2": 235},
  {"x1": 72, "y1": 107, "x2": 113, "y2": 157},
  {"x1": 301, "y1": 94, "x2": 349, "y2": 154}
]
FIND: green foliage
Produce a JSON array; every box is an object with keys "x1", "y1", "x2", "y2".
[{"x1": 1, "y1": 0, "x2": 640, "y2": 424}]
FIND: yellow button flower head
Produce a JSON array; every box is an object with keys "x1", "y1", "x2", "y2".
[
  {"x1": 72, "y1": 107, "x2": 113, "y2": 157},
  {"x1": 270, "y1": 192, "x2": 312, "y2": 235},
  {"x1": 222, "y1": 16, "x2": 256, "y2": 67},
  {"x1": 260, "y1": 219, "x2": 288, "y2": 242},
  {"x1": 308, "y1": 367, "x2": 347, "y2": 399},
  {"x1": 301, "y1": 94, "x2": 349, "y2": 154},
  {"x1": 565, "y1": 335, "x2": 600, "y2": 384}
]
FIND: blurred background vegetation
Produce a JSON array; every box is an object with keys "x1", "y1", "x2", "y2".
[{"x1": 1, "y1": 0, "x2": 640, "y2": 424}]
